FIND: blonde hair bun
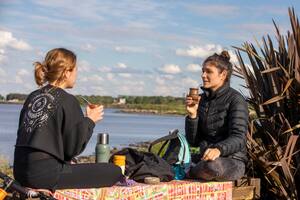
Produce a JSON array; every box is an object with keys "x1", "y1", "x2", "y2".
[
  {"x1": 33, "y1": 48, "x2": 76, "y2": 87},
  {"x1": 34, "y1": 62, "x2": 46, "y2": 86}
]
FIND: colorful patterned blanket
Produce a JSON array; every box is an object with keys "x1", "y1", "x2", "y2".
[{"x1": 53, "y1": 180, "x2": 232, "y2": 200}]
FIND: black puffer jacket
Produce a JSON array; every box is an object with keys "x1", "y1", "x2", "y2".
[{"x1": 185, "y1": 83, "x2": 248, "y2": 162}]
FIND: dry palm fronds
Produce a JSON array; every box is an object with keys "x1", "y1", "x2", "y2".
[{"x1": 235, "y1": 7, "x2": 300, "y2": 199}]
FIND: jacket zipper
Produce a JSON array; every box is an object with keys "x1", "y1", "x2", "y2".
[{"x1": 204, "y1": 102, "x2": 211, "y2": 128}]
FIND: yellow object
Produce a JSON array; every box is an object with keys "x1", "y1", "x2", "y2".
[
  {"x1": 113, "y1": 155, "x2": 126, "y2": 175},
  {"x1": 0, "y1": 188, "x2": 7, "y2": 200}
]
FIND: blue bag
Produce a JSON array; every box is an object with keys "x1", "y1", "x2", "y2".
[{"x1": 148, "y1": 129, "x2": 191, "y2": 180}]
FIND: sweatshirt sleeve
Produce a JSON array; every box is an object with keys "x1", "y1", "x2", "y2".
[
  {"x1": 212, "y1": 94, "x2": 248, "y2": 156},
  {"x1": 61, "y1": 95, "x2": 95, "y2": 161}
]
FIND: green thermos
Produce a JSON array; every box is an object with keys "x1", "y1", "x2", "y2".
[{"x1": 95, "y1": 133, "x2": 110, "y2": 163}]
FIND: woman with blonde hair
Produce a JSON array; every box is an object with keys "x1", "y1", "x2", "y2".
[
  {"x1": 13, "y1": 48, "x2": 122, "y2": 190},
  {"x1": 185, "y1": 50, "x2": 248, "y2": 181}
]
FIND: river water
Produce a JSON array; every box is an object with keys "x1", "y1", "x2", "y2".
[{"x1": 0, "y1": 104, "x2": 185, "y2": 164}]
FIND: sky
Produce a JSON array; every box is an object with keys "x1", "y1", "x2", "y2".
[{"x1": 0, "y1": 0, "x2": 299, "y2": 97}]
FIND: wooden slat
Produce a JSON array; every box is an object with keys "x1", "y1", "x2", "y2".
[
  {"x1": 234, "y1": 178, "x2": 261, "y2": 199},
  {"x1": 233, "y1": 186, "x2": 255, "y2": 200}
]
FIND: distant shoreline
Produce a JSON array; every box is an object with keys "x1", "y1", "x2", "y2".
[
  {"x1": 0, "y1": 101, "x2": 24, "y2": 105},
  {"x1": 117, "y1": 108, "x2": 184, "y2": 116},
  {"x1": 0, "y1": 101, "x2": 186, "y2": 116}
]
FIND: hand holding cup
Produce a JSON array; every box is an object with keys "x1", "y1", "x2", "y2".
[
  {"x1": 187, "y1": 88, "x2": 200, "y2": 105},
  {"x1": 185, "y1": 88, "x2": 201, "y2": 119},
  {"x1": 86, "y1": 104, "x2": 104, "y2": 123}
]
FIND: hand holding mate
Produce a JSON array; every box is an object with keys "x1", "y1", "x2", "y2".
[
  {"x1": 185, "y1": 95, "x2": 201, "y2": 119},
  {"x1": 86, "y1": 104, "x2": 104, "y2": 123}
]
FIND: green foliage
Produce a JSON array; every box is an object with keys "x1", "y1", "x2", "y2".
[
  {"x1": 76, "y1": 95, "x2": 114, "y2": 106},
  {"x1": 3, "y1": 93, "x2": 185, "y2": 115},
  {"x1": 235, "y1": 7, "x2": 300, "y2": 199},
  {"x1": 6, "y1": 93, "x2": 27, "y2": 101},
  {"x1": 75, "y1": 95, "x2": 186, "y2": 115},
  {"x1": 0, "y1": 94, "x2": 4, "y2": 101},
  {"x1": 121, "y1": 103, "x2": 186, "y2": 115},
  {"x1": 0, "y1": 156, "x2": 12, "y2": 178},
  {"x1": 119, "y1": 95, "x2": 184, "y2": 105}
]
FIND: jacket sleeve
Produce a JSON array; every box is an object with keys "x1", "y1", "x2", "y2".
[
  {"x1": 213, "y1": 94, "x2": 248, "y2": 156},
  {"x1": 185, "y1": 116, "x2": 200, "y2": 147},
  {"x1": 61, "y1": 96, "x2": 95, "y2": 161}
]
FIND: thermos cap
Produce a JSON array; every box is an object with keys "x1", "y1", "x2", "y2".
[{"x1": 98, "y1": 133, "x2": 109, "y2": 144}]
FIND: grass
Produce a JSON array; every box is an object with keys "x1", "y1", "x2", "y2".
[
  {"x1": 115, "y1": 103, "x2": 186, "y2": 115},
  {"x1": 0, "y1": 155, "x2": 13, "y2": 188}
]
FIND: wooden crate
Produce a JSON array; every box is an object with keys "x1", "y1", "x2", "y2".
[{"x1": 233, "y1": 178, "x2": 260, "y2": 200}]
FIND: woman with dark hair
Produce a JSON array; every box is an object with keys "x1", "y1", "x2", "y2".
[
  {"x1": 185, "y1": 50, "x2": 248, "y2": 181},
  {"x1": 13, "y1": 48, "x2": 122, "y2": 190}
]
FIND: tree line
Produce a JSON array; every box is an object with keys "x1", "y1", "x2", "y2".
[
  {"x1": 1, "y1": 93, "x2": 184, "y2": 105},
  {"x1": 118, "y1": 95, "x2": 184, "y2": 105}
]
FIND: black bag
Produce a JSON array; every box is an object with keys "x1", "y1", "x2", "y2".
[
  {"x1": 110, "y1": 148, "x2": 174, "y2": 182},
  {"x1": 148, "y1": 129, "x2": 191, "y2": 167}
]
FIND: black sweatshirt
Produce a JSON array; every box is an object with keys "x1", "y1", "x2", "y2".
[{"x1": 15, "y1": 85, "x2": 95, "y2": 162}]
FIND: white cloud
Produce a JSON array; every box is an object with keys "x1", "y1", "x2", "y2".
[
  {"x1": 36, "y1": 50, "x2": 45, "y2": 57},
  {"x1": 126, "y1": 21, "x2": 154, "y2": 29},
  {"x1": 98, "y1": 66, "x2": 111, "y2": 73},
  {"x1": 119, "y1": 84, "x2": 144, "y2": 95},
  {"x1": 11, "y1": 40, "x2": 30, "y2": 50},
  {"x1": 0, "y1": 31, "x2": 31, "y2": 64},
  {"x1": 155, "y1": 77, "x2": 165, "y2": 85},
  {"x1": 90, "y1": 86, "x2": 105, "y2": 94},
  {"x1": 176, "y1": 44, "x2": 223, "y2": 58},
  {"x1": 78, "y1": 76, "x2": 88, "y2": 82},
  {"x1": 159, "y1": 64, "x2": 181, "y2": 74},
  {"x1": 226, "y1": 23, "x2": 277, "y2": 42},
  {"x1": 0, "y1": 31, "x2": 31, "y2": 51},
  {"x1": 186, "y1": 64, "x2": 201, "y2": 72},
  {"x1": 153, "y1": 85, "x2": 175, "y2": 96},
  {"x1": 15, "y1": 69, "x2": 30, "y2": 84},
  {"x1": 176, "y1": 44, "x2": 238, "y2": 64},
  {"x1": 88, "y1": 74, "x2": 103, "y2": 82},
  {"x1": 231, "y1": 23, "x2": 274, "y2": 36},
  {"x1": 81, "y1": 43, "x2": 96, "y2": 52},
  {"x1": 228, "y1": 51, "x2": 238, "y2": 64},
  {"x1": 182, "y1": 77, "x2": 199, "y2": 88},
  {"x1": 119, "y1": 73, "x2": 132, "y2": 78},
  {"x1": 79, "y1": 74, "x2": 103, "y2": 83},
  {"x1": 15, "y1": 76, "x2": 23, "y2": 84},
  {"x1": 78, "y1": 60, "x2": 91, "y2": 72},
  {"x1": 249, "y1": 6, "x2": 286, "y2": 16},
  {"x1": 186, "y1": 4, "x2": 239, "y2": 17},
  {"x1": 0, "y1": 54, "x2": 6, "y2": 64},
  {"x1": 0, "y1": 67, "x2": 6, "y2": 76},
  {"x1": 114, "y1": 46, "x2": 146, "y2": 53},
  {"x1": 162, "y1": 74, "x2": 174, "y2": 80},
  {"x1": 106, "y1": 73, "x2": 115, "y2": 80},
  {"x1": 17, "y1": 68, "x2": 30, "y2": 76},
  {"x1": 117, "y1": 62, "x2": 127, "y2": 69}
]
